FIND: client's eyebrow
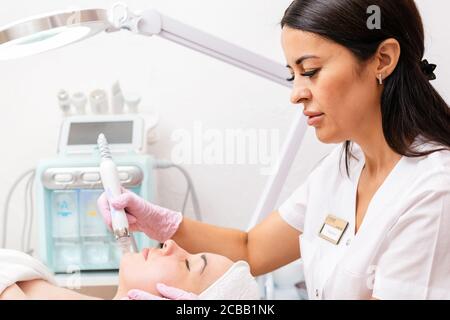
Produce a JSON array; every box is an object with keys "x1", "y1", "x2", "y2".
[{"x1": 200, "y1": 254, "x2": 207, "y2": 274}]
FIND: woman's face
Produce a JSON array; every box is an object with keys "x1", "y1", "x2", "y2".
[
  {"x1": 118, "y1": 240, "x2": 234, "y2": 296},
  {"x1": 281, "y1": 27, "x2": 381, "y2": 143}
]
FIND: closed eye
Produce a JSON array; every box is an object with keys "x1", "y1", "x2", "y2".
[{"x1": 185, "y1": 259, "x2": 190, "y2": 271}]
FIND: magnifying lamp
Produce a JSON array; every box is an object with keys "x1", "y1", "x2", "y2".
[
  {"x1": 0, "y1": 4, "x2": 307, "y2": 245},
  {"x1": 0, "y1": 9, "x2": 110, "y2": 60}
]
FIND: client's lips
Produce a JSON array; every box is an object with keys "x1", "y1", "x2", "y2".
[{"x1": 142, "y1": 248, "x2": 150, "y2": 260}]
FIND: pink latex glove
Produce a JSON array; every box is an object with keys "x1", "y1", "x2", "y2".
[
  {"x1": 128, "y1": 284, "x2": 198, "y2": 300},
  {"x1": 97, "y1": 187, "x2": 183, "y2": 243}
]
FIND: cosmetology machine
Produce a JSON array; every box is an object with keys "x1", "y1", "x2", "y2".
[
  {"x1": 35, "y1": 115, "x2": 158, "y2": 273},
  {"x1": 0, "y1": 4, "x2": 307, "y2": 298}
]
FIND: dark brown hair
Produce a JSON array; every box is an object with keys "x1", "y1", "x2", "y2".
[{"x1": 281, "y1": 0, "x2": 450, "y2": 175}]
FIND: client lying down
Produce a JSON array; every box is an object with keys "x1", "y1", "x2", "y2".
[{"x1": 0, "y1": 239, "x2": 260, "y2": 300}]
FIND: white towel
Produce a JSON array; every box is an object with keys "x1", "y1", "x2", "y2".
[
  {"x1": 0, "y1": 249, "x2": 56, "y2": 296},
  {"x1": 199, "y1": 260, "x2": 260, "y2": 300}
]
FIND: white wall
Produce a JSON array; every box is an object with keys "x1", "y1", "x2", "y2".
[{"x1": 0, "y1": 0, "x2": 448, "y2": 259}]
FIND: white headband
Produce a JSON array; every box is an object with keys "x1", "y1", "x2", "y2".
[{"x1": 199, "y1": 260, "x2": 260, "y2": 300}]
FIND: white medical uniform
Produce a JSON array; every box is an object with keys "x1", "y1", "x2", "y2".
[{"x1": 279, "y1": 142, "x2": 450, "y2": 299}]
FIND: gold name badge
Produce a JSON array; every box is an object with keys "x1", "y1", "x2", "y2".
[{"x1": 318, "y1": 215, "x2": 349, "y2": 245}]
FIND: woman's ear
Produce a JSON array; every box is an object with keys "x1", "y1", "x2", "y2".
[{"x1": 374, "y1": 38, "x2": 401, "y2": 79}]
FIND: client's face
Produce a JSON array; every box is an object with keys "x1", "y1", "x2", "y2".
[{"x1": 118, "y1": 240, "x2": 234, "y2": 296}]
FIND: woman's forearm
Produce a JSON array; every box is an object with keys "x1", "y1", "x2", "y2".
[
  {"x1": 172, "y1": 212, "x2": 301, "y2": 276},
  {"x1": 172, "y1": 217, "x2": 250, "y2": 262}
]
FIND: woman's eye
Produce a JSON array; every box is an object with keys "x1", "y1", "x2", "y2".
[
  {"x1": 287, "y1": 68, "x2": 320, "y2": 82},
  {"x1": 301, "y1": 69, "x2": 320, "y2": 78}
]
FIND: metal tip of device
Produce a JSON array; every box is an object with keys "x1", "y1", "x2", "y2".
[
  {"x1": 116, "y1": 234, "x2": 133, "y2": 254},
  {"x1": 114, "y1": 227, "x2": 130, "y2": 239}
]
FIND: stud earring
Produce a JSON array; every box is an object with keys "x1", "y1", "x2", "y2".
[{"x1": 377, "y1": 74, "x2": 383, "y2": 85}]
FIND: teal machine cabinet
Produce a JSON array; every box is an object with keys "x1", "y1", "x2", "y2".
[{"x1": 35, "y1": 115, "x2": 158, "y2": 273}]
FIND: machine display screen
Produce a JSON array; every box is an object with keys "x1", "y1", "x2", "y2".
[{"x1": 68, "y1": 121, "x2": 133, "y2": 145}]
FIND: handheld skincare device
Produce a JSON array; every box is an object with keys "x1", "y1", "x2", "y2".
[{"x1": 97, "y1": 133, "x2": 136, "y2": 253}]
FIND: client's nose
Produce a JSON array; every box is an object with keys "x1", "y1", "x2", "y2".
[
  {"x1": 161, "y1": 239, "x2": 188, "y2": 257},
  {"x1": 161, "y1": 240, "x2": 177, "y2": 255}
]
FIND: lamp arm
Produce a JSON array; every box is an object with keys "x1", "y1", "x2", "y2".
[
  {"x1": 247, "y1": 110, "x2": 307, "y2": 229},
  {"x1": 130, "y1": 9, "x2": 292, "y2": 88}
]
